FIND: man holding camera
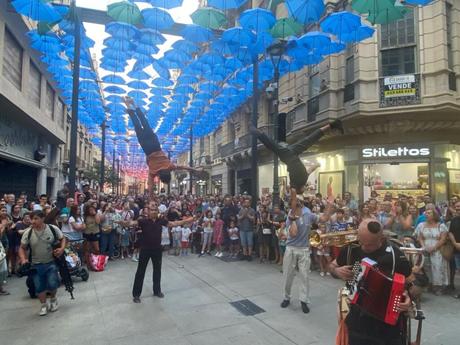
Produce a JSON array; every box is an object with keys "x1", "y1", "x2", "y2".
[{"x1": 18, "y1": 211, "x2": 65, "y2": 316}]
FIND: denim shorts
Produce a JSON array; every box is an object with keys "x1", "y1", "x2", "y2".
[
  {"x1": 455, "y1": 253, "x2": 460, "y2": 269},
  {"x1": 32, "y1": 262, "x2": 60, "y2": 294},
  {"x1": 240, "y1": 231, "x2": 253, "y2": 247}
]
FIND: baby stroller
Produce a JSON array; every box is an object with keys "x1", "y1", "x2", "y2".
[{"x1": 64, "y1": 240, "x2": 89, "y2": 282}]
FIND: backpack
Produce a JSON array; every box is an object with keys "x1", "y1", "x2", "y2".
[{"x1": 26, "y1": 224, "x2": 62, "y2": 262}]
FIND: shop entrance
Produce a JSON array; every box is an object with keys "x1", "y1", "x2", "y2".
[
  {"x1": 363, "y1": 162, "x2": 429, "y2": 200},
  {"x1": 0, "y1": 158, "x2": 37, "y2": 197}
]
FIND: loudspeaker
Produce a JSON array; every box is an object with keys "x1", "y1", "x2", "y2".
[{"x1": 278, "y1": 112, "x2": 287, "y2": 142}]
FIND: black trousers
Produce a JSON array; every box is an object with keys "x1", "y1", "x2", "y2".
[
  {"x1": 254, "y1": 128, "x2": 324, "y2": 189},
  {"x1": 127, "y1": 108, "x2": 161, "y2": 156},
  {"x1": 132, "y1": 248, "x2": 162, "y2": 298}
]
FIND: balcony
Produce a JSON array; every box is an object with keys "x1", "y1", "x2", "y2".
[
  {"x1": 234, "y1": 133, "x2": 251, "y2": 151},
  {"x1": 219, "y1": 141, "x2": 235, "y2": 157}
]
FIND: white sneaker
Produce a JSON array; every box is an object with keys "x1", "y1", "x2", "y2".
[
  {"x1": 49, "y1": 298, "x2": 59, "y2": 312},
  {"x1": 132, "y1": 256, "x2": 139, "y2": 262},
  {"x1": 320, "y1": 272, "x2": 325, "y2": 277},
  {"x1": 326, "y1": 272, "x2": 331, "y2": 276},
  {"x1": 214, "y1": 252, "x2": 219, "y2": 257},
  {"x1": 39, "y1": 304, "x2": 48, "y2": 316},
  {"x1": 218, "y1": 252, "x2": 223, "y2": 257}
]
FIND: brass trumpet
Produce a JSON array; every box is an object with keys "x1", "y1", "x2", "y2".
[{"x1": 309, "y1": 230, "x2": 358, "y2": 248}]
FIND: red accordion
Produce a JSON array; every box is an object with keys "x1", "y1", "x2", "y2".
[{"x1": 350, "y1": 258, "x2": 405, "y2": 326}]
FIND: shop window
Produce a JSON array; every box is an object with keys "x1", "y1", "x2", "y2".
[
  {"x1": 3, "y1": 28, "x2": 23, "y2": 90},
  {"x1": 29, "y1": 62, "x2": 41, "y2": 107},
  {"x1": 363, "y1": 163, "x2": 429, "y2": 201}
]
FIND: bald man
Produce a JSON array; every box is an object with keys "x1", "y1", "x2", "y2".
[{"x1": 329, "y1": 219, "x2": 413, "y2": 345}]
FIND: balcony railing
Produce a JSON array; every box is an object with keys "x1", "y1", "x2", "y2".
[{"x1": 234, "y1": 133, "x2": 251, "y2": 150}]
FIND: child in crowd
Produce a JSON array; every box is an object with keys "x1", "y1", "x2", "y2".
[
  {"x1": 172, "y1": 226, "x2": 182, "y2": 256},
  {"x1": 316, "y1": 222, "x2": 331, "y2": 277},
  {"x1": 191, "y1": 213, "x2": 203, "y2": 254},
  {"x1": 200, "y1": 210, "x2": 214, "y2": 257},
  {"x1": 213, "y1": 213, "x2": 224, "y2": 258},
  {"x1": 181, "y1": 223, "x2": 192, "y2": 256},
  {"x1": 276, "y1": 221, "x2": 287, "y2": 266},
  {"x1": 228, "y1": 220, "x2": 239, "y2": 258}
]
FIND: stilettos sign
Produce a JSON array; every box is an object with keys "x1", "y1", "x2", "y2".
[{"x1": 362, "y1": 147, "x2": 431, "y2": 159}]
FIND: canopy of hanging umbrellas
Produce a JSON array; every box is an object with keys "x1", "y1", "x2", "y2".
[{"x1": 11, "y1": 0, "x2": 434, "y2": 179}]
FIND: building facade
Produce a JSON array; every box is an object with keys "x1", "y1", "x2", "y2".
[
  {"x1": 0, "y1": 0, "x2": 100, "y2": 199},
  {"x1": 178, "y1": 0, "x2": 460, "y2": 203}
]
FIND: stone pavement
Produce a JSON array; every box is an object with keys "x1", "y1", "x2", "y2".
[{"x1": 0, "y1": 254, "x2": 458, "y2": 345}]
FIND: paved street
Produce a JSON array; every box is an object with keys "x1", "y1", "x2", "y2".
[{"x1": 0, "y1": 255, "x2": 457, "y2": 345}]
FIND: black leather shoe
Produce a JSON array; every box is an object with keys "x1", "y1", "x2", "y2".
[
  {"x1": 133, "y1": 297, "x2": 141, "y2": 303},
  {"x1": 301, "y1": 302, "x2": 310, "y2": 314},
  {"x1": 330, "y1": 119, "x2": 344, "y2": 134},
  {"x1": 154, "y1": 292, "x2": 165, "y2": 298},
  {"x1": 280, "y1": 300, "x2": 290, "y2": 308}
]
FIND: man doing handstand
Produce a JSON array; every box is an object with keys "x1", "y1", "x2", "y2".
[{"x1": 124, "y1": 97, "x2": 199, "y2": 187}]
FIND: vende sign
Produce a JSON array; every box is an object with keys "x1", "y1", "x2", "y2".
[{"x1": 362, "y1": 147, "x2": 431, "y2": 158}]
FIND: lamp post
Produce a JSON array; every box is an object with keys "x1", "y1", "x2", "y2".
[
  {"x1": 267, "y1": 41, "x2": 286, "y2": 207},
  {"x1": 100, "y1": 120, "x2": 106, "y2": 192}
]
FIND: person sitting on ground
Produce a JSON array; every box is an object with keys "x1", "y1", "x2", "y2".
[{"x1": 123, "y1": 96, "x2": 201, "y2": 187}]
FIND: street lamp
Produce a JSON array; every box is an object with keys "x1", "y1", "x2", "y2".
[{"x1": 268, "y1": 40, "x2": 286, "y2": 207}]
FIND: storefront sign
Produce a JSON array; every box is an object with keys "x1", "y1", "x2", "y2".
[
  {"x1": 362, "y1": 147, "x2": 431, "y2": 158},
  {"x1": 379, "y1": 74, "x2": 421, "y2": 107}
]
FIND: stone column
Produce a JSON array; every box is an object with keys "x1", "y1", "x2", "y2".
[{"x1": 36, "y1": 167, "x2": 47, "y2": 196}]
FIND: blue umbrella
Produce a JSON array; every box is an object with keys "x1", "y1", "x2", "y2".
[
  {"x1": 297, "y1": 31, "x2": 331, "y2": 51},
  {"x1": 320, "y1": 11, "x2": 362, "y2": 41},
  {"x1": 172, "y1": 40, "x2": 199, "y2": 54},
  {"x1": 148, "y1": 0, "x2": 184, "y2": 9},
  {"x1": 151, "y1": 87, "x2": 171, "y2": 96},
  {"x1": 103, "y1": 37, "x2": 132, "y2": 51},
  {"x1": 12, "y1": 0, "x2": 62, "y2": 22},
  {"x1": 104, "y1": 85, "x2": 126, "y2": 94},
  {"x1": 285, "y1": 0, "x2": 325, "y2": 24},
  {"x1": 177, "y1": 75, "x2": 199, "y2": 85},
  {"x1": 142, "y1": 8, "x2": 174, "y2": 30},
  {"x1": 208, "y1": 0, "x2": 247, "y2": 10},
  {"x1": 139, "y1": 28, "x2": 166, "y2": 45},
  {"x1": 152, "y1": 77, "x2": 173, "y2": 87},
  {"x1": 239, "y1": 8, "x2": 276, "y2": 32},
  {"x1": 132, "y1": 53, "x2": 153, "y2": 68},
  {"x1": 249, "y1": 30, "x2": 274, "y2": 56},
  {"x1": 125, "y1": 69, "x2": 148, "y2": 80},
  {"x1": 128, "y1": 90, "x2": 147, "y2": 99},
  {"x1": 128, "y1": 80, "x2": 149, "y2": 89},
  {"x1": 101, "y1": 48, "x2": 131, "y2": 61},
  {"x1": 101, "y1": 60, "x2": 127, "y2": 73},
  {"x1": 200, "y1": 82, "x2": 219, "y2": 93},
  {"x1": 106, "y1": 95, "x2": 124, "y2": 103},
  {"x1": 61, "y1": 34, "x2": 95, "y2": 49},
  {"x1": 222, "y1": 27, "x2": 255, "y2": 46},
  {"x1": 149, "y1": 95, "x2": 168, "y2": 104},
  {"x1": 175, "y1": 85, "x2": 195, "y2": 94},
  {"x1": 79, "y1": 68, "x2": 97, "y2": 79},
  {"x1": 224, "y1": 57, "x2": 243, "y2": 72},
  {"x1": 318, "y1": 41, "x2": 345, "y2": 55},
  {"x1": 340, "y1": 25, "x2": 375, "y2": 43},
  {"x1": 172, "y1": 95, "x2": 190, "y2": 103},
  {"x1": 211, "y1": 41, "x2": 236, "y2": 56},
  {"x1": 181, "y1": 24, "x2": 214, "y2": 43},
  {"x1": 105, "y1": 22, "x2": 139, "y2": 40},
  {"x1": 135, "y1": 42, "x2": 159, "y2": 55},
  {"x1": 164, "y1": 50, "x2": 191, "y2": 64},
  {"x1": 152, "y1": 60, "x2": 170, "y2": 79},
  {"x1": 199, "y1": 52, "x2": 225, "y2": 66}
]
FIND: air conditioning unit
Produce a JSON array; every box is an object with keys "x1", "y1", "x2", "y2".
[{"x1": 213, "y1": 158, "x2": 222, "y2": 165}]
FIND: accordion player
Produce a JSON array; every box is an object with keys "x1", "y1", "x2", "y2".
[{"x1": 330, "y1": 219, "x2": 413, "y2": 345}]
